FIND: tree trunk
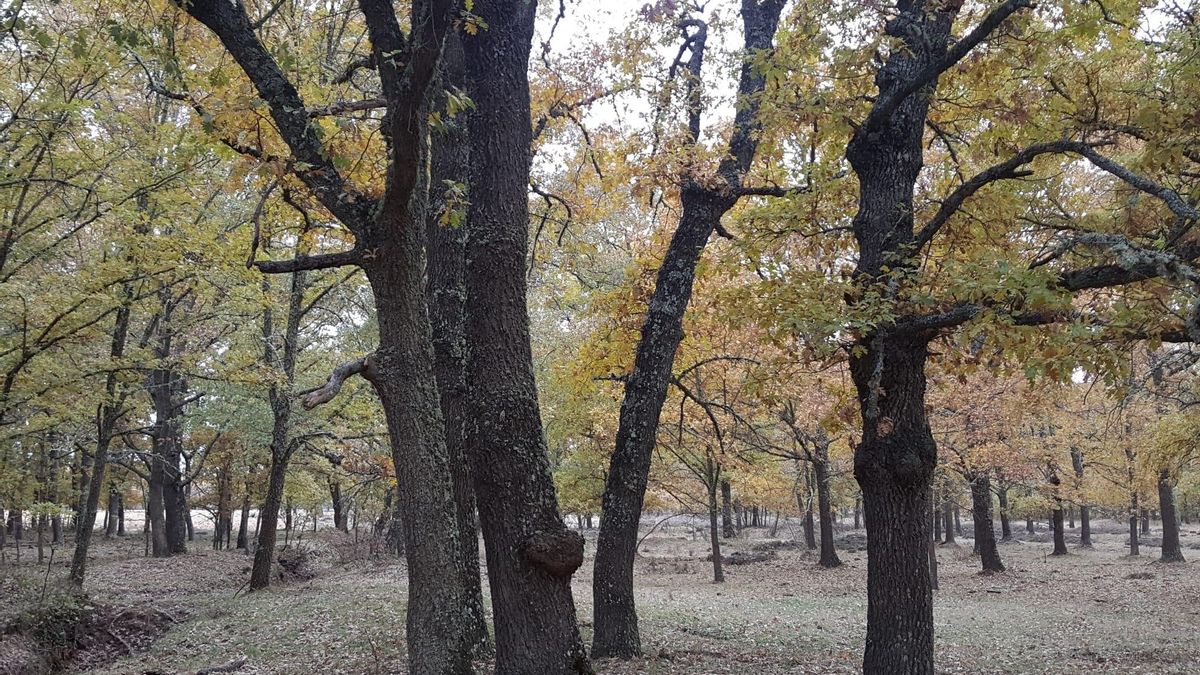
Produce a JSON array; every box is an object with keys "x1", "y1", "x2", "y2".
[
  {"x1": 590, "y1": 1, "x2": 785, "y2": 658},
  {"x1": 708, "y1": 476, "x2": 724, "y2": 583},
  {"x1": 250, "y1": 454, "x2": 287, "y2": 590},
  {"x1": 941, "y1": 492, "x2": 955, "y2": 545},
  {"x1": 1129, "y1": 491, "x2": 1140, "y2": 556},
  {"x1": 1140, "y1": 507, "x2": 1150, "y2": 535},
  {"x1": 1049, "y1": 471, "x2": 1068, "y2": 556},
  {"x1": 105, "y1": 485, "x2": 120, "y2": 537},
  {"x1": 236, "y1": 489, "x2": 250, "y2": 550},
  {"x1": 463, "y1": 5, "x2": 588, "y2": 671},
  {"x1": 147, "y1": 462, "x2": 169, "y2": 556},
  {"x1": 1158, "y1": 470, "x2": 1185, "y2": 563},
  {"x1": 720, "y1": 479, "x2": 735, "y2": 538},
  {"x1": 933, "y1": 489, "x2": 942, "y2": 542},
  {"x1": 969, "y1": 474, "x2": 1003, "y2": 573},
  {"x1": 815, "y1": 450, "x2": 841, "y2": 568},
  {"x1": 996, "y1": 485, "x2": 1011, "y2": 541},
  {"x1": 850, "y1": 338, "x2": 937, "y2": 674},
  {"x1": 854, "y1": 495, "x2": 862, "y2": 529},
  {"x1": 426, "y1": 34, "x2": 490, "y2": 654},
  {"x1": 70, "y1": 299, "x2": 131, "y2": 586},
  {"x1": 330, "y1": 481, "x2": 349, "y2": 533},
  {"x1": 116, "y1": 494, "x2": 124, "y2": 537}
]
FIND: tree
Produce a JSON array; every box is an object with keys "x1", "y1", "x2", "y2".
[
  {"x1": 168, "y1": 0, "x2": 477, "y2": 668},
  {"x1": 593, "y1": 1, "x2": 788, "y2": 657},
  {"x1": 460, "y1": 2, "x2": 590, "y2": 669}
]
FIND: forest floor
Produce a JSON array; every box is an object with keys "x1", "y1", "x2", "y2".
[{"x1": 2, "y1": 518, "x2": 1198, "y2": 674}]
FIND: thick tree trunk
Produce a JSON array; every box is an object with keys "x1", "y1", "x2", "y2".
[
  {"x1": 720, "y1": 479, "x2": 735, "y2": 538},
  {"x1": 426, "y1": 35, "x2": 490, "y2": 654},
  {"x1": 463, "y1": 5, "x2": 588, "y2": 671},
  {"x1": 116, "y1": 494, "x2": 124, "y2": 537},
  {"x1": 969, "y1": 474, "x2": 1003, "y2": 573},
  {"x1": 815, "y1": 452, "x2": 841, "y2": 568},
  {"x1": 1158, "y1": 470, "x2": 1185, "y2": 563},
  {"x1": 850, "y1": 338, "x2": 937, "y2": 674}
]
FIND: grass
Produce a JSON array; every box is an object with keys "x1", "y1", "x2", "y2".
[{"x1": 3, "y1": 518, "x2": 1196, "y2": 673}]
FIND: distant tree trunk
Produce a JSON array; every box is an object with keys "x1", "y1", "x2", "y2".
[
  {"x1": 815, "y1": 446, "x2": 840, "y2": 568},
  {"x1": 953, "y1": 501, "x2": 961, "y2": 536},
  {"x1": 996, "y1": 485, "x2": 1011, "y2": 541},
  {"x1": 1079, "y1": 504, "x2": 1092, "y2": 548},
  {"x1": 707, "y1": 471, "x2": 724, "y2": 584},
  {"x1": 330, "y1": 481, "x2": 349, "y2": 532},
  {"x1": 1129, "y1": 491, "x2": 1140, "y2": 556},
  {"x1": 116, "y1": 494, "x2": 124, "y2": 537},
  {"x1": 854, "y1": 495, "x2": 862, "y2": 529},
  {"x1": 941, "y1": 493, "x2": 955, "y2": 545},
  {"x1": 1140, "y1": 507, "x2": 1150, "y2": 535},
  {"x1": 735, "y1": 501, "x2": 744, "y2": 531},
  {"x1": 934, "y1": 488, "x2": 942, "y2": 542},
  {"x1": 1025, "y1": 515, "x2": 1034, "y2": 534},
  {"x1": 1158, "y1": 470, "x2": 1185, "y2": 563},
  {"x1": 969, "y1": 473, "x2": 1003, "y2": 573},
  {"x1": 105, "y1": 486, "x2": 120, "y2": 537},
  {"x1": 1051, "y1": 507, "x2": 1068, "y2": 555},
  {"x1": 236, "y1": 489, "x2": 250, "y2": 550},
  {"x1": 69, "y1": 297, "x2": 132, "y2": 586},
  {"x1": 720, "y1": 480, "x2": 735, "y2": 538},
  {"x1": 463, "y1": 5, "x2": 589, "y2": 669},
  {"x1": 1068, "y1": 507, "x2": 1074, "y2": 530}
]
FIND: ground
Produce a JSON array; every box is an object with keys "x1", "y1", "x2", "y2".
[{"x1": 2, "y1": 517, "x2": 1197, "y2": 674}]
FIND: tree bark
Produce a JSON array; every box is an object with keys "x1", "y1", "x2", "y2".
[
  {"x1": 996, "y1": 484, "x2": 1011, "y2": 541},
  {"x1": 426, "y1": 33, "x2": 490, "y2": 654},
  {"x1": 70, "y1": 298, "x2": 132, "y2": 586},
  {"x1": 720, "y1": 479, "x2": 735, "y2": 538},
  {"x1": 707, "y1": 472, "x2": 724, "y2": 583},
  {"x1": 850, "y1": 338, "x2": 937, "y2": 675},
  {"x1": 969, "y1": 473, "x2": 1003, "y2": 573},
  {"x1": 591, "y1": 1, "x2": 785, "y2": 658},
  {"x1": 463, "y1": 4, "x2": 589, "y2": 671},
  {"x1": 1129, "y1": 490, "x2": 1140, "y2": 556},
  {"x1": 941, "y1": 491, "x2": 955, "y2": 545},
  {"x1": 814, "y1": 448, "x2": 841, "y2": 568},
  {"x1": 1158, "y1": 469, "x2": 1185, "y2": 563},
  {"x1": 236, "y1": 487, "x2": 250, "y2": 550},
  {"x1": 105, "y1": 485, "x2": 120, "y2": 538}
]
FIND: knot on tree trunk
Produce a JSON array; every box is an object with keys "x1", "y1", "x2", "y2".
[{"x1": 520, "y1": 527, "x2": 584, "y2": 578}]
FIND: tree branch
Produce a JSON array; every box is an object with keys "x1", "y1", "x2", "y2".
[
  {"x1": 255, "y1": 248, "x2": 364, "y2": 274},
  {"x1": 300, "y1": 355, "x2": 375, "y2": 409},
  {"x1": 864, "y1": 0, "x2": 1033, "y2": 132}
]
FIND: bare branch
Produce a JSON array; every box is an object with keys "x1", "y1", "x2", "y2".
[
  {"x1": 255, "y1": 248, "x2": 363, "y2": 274},
  {"x1": 300, "y1": 355, "x2": 375, "y2": 409}
]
